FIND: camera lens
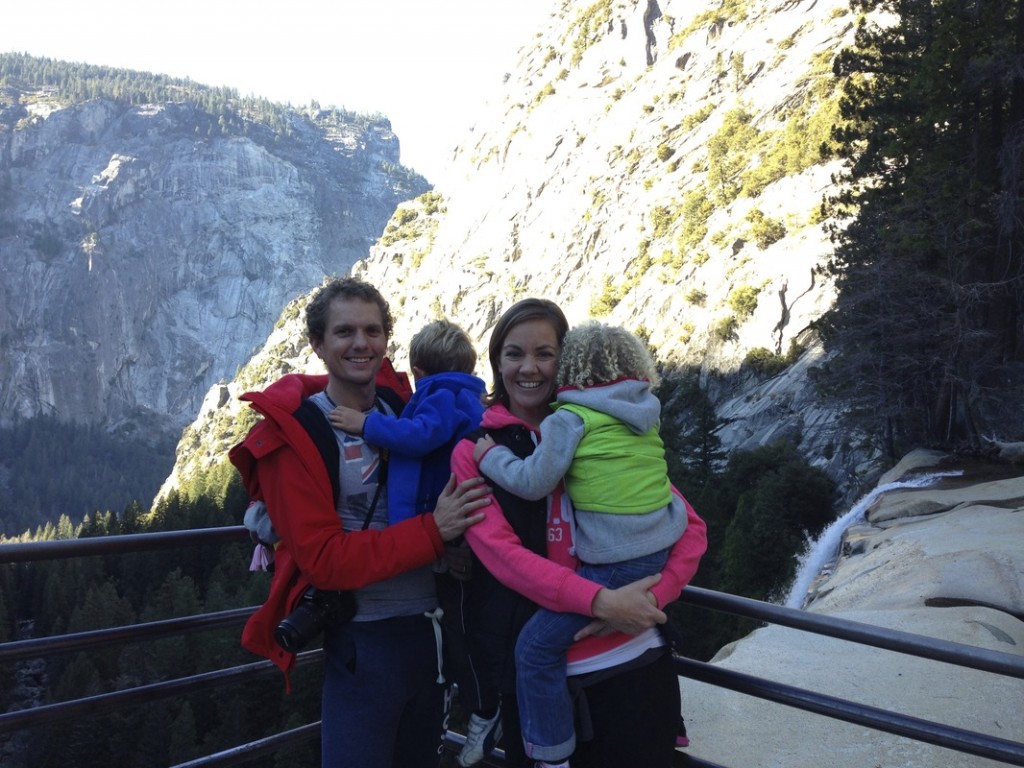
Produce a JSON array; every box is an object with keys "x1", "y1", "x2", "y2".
[
  {"x1": 274, "y1": 592, "x2": 324, "y2": 652},
  {"x1": 274, "y1": 589, "x2": 357, "y2": 652}
]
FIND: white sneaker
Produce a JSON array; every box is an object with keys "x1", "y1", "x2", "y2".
[{"x1": 457, "y1": 708, "x2": 502, "y2": 766}]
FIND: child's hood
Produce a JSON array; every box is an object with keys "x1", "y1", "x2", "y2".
[
  {"x1": 415, "y1": 371, "x2": 486, "y2": 397},
  {"x1": 555, "y1": 378, "x2": 660, "y2": 434}
]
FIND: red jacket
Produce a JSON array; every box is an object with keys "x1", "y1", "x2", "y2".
[{"x1": 230, "y1": 364, "x2": 446, "y2": 684}]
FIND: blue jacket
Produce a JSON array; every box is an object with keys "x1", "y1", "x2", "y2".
[{"x1": 362, "y1": 371, "x2": 486, "y2": 523}]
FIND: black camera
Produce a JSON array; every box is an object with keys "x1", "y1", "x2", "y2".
[{"x1": 274, "y1": 587, "x2": 357, "y2": 652}]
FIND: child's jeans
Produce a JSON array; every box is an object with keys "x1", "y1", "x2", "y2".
[{"x1": 513, "y1": 547, "x2": 671, "y2": 762}]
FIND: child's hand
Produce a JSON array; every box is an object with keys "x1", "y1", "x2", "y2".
[
  {"x1": 328, "y1": 405, "x2": 367, "y2": 435},
  {"x1": 473, "y1": 434, "x2": 497, "y2": 462}
]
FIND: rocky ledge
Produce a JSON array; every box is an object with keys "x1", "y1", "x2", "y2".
[{"x1": 682, "y1": 449, "x2": 1024, "y2": 768}]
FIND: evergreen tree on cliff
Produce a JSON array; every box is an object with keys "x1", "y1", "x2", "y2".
[{"x1": 821, "y1": 0, "x2": 1024, "y2": 454}]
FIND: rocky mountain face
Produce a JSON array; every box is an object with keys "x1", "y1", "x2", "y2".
[
  {"x1": 358, "y1": 0, "x2": 876, "y2": 488},
  {"x1": 166, "y1": 0, "x2": 884, "y2": 501},
  {"x1": 0, "y1": 89, "x2": 428, "y2": 440}
]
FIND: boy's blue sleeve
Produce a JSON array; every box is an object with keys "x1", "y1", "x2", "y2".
[{"x1": 362, "y1": 389, "x2": 465, "y2": 456}]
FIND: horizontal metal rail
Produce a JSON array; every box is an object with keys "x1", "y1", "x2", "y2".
[
  {"x1": 0, "y1": 525, "x2": 248, "y2": 563},
  {"x1": 678, "y1": 585, "x2": 1024, "y2": 679},
  {"x1": 676, "y1": 656, "x2": 1024, "y2": 766},
  {"x1": 2, "y1": 528, "x2": 1021, "y2": 767},
  {"x1": 171, "y1": 722, "x2": 321, "y2": 768},
  {"x1": 0, "y1": 650, "x2": 321, "y2": 734},
  {"x1": 0, "y1": 606, "x2": 255, "y2": 664}
]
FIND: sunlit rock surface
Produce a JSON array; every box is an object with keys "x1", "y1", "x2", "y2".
[
  {"x1": 683, "y1": 450, "x2": 1024, "y2": 768},
  {"x1": 0, "y1": 94, "x2": 426, "y2": 434}
]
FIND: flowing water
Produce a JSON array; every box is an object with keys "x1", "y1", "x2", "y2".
[{"x1": 783, "y1": 470, "x2": 963, "y2": 609}]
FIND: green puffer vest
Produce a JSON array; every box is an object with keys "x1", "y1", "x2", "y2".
[{"x1": 556, "y1": 402, "x2": 671, "y2": 514}]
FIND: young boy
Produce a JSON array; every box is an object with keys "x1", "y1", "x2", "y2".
[
  {"x1": 473, "y1": 321, "x2": 688, "y2": 768},
  {"x1": 329, "y1": 318, "x2": 486, "y2": 524},
  {"x1": 328, "y1": 318, "x2": 503, "y2": 767}
]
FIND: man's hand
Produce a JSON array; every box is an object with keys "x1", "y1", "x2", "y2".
[
  {"x1": 328, "y1": 405, "x2": 366, "y2": 435},
  {"x1": 433, "y1": 474, "x2": 490, "y2": 542}
]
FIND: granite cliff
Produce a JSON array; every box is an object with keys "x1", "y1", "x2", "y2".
[
  {"x1": 355, "y1": 0, "x2": 863, "y2": 486},
  {"x1": 0, "y1": 78, "x2": 427, "y2": 436},
  {"x1": 164, "y1": 0, "x2": 878, "y2": 502}
]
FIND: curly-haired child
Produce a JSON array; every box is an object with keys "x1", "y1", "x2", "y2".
[{"x1": 473, "y1": 320, "x2": 688, "y2": 768}]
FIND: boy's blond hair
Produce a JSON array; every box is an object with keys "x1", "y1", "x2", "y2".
[
  {"x1": 558, "y1": 321, "x2": 660, "y2": 390},
  {"x1": 410, "y1": 319, "x2": 477, "y2": 375}
]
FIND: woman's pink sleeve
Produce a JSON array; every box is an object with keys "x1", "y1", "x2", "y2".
[
  {"x1": 451, "y1": 439, "x2": 601, "y2": 616},
  {"x1": 649, "y1": 488, "x2": 708, "y2": 608}
]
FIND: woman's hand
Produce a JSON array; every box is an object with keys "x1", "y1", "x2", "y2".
[
  {"x1": 433, "y1": 474, "x2": 490, "y2": 542},
  {"x1": 589, "y1": 573, "x2": 666, "y2": 635}
]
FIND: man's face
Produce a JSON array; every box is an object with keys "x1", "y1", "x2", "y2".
[{"x1": 311, "y1": 297, "x2": 387, "y2": 389}]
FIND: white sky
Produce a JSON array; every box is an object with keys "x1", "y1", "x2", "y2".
[{"x1": 0, "y1": 1, "x2": 552, "y2": 181}]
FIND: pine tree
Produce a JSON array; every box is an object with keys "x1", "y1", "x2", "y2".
[
  {"x1": 658, "y1": 370, "x2": 726, "y2": 499},
  {"x1": 167, "y1": 701, "x2": 200, "y2": 763},
  {"x1": 823, "y1": 0, "x2": 1024, "y2": 451},
  {"x1": 719, "y1": 442, "x2": 836, "y2": 600}
]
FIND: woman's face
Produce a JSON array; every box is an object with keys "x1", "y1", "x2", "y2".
[{"x1": 498, "y1": 318, "x2": 560, "y2": 426}]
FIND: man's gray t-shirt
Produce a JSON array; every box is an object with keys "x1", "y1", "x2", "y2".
[{"x1": 309, "y1": 391, "x2": 437, "y2": 621}]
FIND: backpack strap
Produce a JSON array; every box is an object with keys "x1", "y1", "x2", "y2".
[{"x1": 292, "y1": 398, "x2": 342, "y2": 507}]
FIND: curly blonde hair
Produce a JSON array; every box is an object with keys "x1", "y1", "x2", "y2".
[{"x1": 558, "y1": 321, "x2": 660, "y2": 390}]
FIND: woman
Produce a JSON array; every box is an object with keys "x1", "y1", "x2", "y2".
[{"x1": 449, "y1": 298, "x2": 708, "y2": 768}]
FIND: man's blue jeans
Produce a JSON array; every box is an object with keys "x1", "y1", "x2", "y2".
[
  {"x1": 514, "y1": 547, "x2": 671, "y2": 762},
  {"x1": 321, "y1": 613, "x2": 446, "y2": 768}
]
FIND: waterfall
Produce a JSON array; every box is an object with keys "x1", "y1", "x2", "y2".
[{"x1": 783, "y1": 470, "x2": 963, "y2": 610}]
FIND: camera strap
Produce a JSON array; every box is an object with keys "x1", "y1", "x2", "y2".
[
  {"x1": 358, "y1": 396, "x2": 389, "y2": 531},
  {"x1": 360, "y1": 471, "x2": 384, "y2": 530}
]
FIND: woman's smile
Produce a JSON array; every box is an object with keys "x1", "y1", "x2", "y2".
[{"x1": 499, "y1": 318, "x2": 560, "y2": 426}]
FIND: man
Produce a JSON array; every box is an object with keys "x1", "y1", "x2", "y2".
[{"x1": 230, "y1": 277, "x2": 488, "y2": 768}]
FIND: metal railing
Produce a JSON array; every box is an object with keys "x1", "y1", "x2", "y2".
[
  {"x1": 1, "y1": 527, "x2": 1022, "y2": 767},
  {"x1": 674, "y1": 588, "x2": 1024, "y2": 765}
]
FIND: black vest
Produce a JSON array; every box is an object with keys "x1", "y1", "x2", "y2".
[{"x1": 467, "y1": 422, "x2": 550, "y2": 692}]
